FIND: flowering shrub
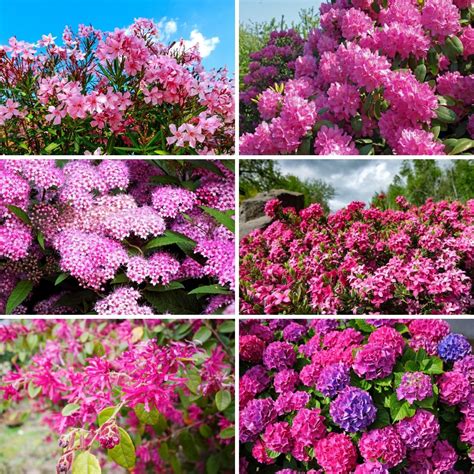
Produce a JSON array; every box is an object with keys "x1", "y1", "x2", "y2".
[
  {"x1": 0, "y1": 19, "x2": 234, "y2": 155},
  {"x1": 239, "y1": 0, "x2": 474, "y2": 155},
  {"x1": 240, "y1": 197, "x2": 473, "y2": 315},
  {"x1": 239, "y1": 318, "x2": 473, "y2": 473},
  {"x1": 0, "y1": 159, "x2": 235, "y2": 315},
  {"x1": 0, "y1": 319, "x2": 235, "y2": 473}
]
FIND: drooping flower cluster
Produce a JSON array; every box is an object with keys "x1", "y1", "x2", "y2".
[
  {"x1": 0, "y1": 319, "x2": 235, "y2": 474},
  {"x1": 0, "y1": 19, "x2": 234, "y2": 155},
  {"x1": 240, "y1": 0, "x2": 474, "y2": 155},
  {"x1": 239, "y1": 319, "x2": 473, "y2": 473},
  {"x1": 240, "y1": 197, "x2": 473, "y2": 315},
  {"x1": 0, "y1": 159, "x2": 235, "y2": 315}
]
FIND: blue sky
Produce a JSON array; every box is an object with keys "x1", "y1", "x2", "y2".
[
  {"x1": 0, "y1": 0, "x2": 234, "y2": 71},
  {"x1": 241, "y1": 0, "x2": 322, "y2": 24}
]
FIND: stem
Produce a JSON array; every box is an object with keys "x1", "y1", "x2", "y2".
[
  {"x1": 203, "y1": 320, "x2": 233, "y2": 360},
  {"x1": 86, "y1": 400, "x2": 125, "y2": 451}
]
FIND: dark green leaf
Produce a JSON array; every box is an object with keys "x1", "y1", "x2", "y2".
[
  {"x1": 188, "y1": 284, "x2": 232, "y2": 296},
  {"x1": 200, "y1": 206, "x2": 235, "y2": 232},
  {"x1": 55, "y1": 273, "x2": 69, "y2": 286},
  {"x1": 6, "y1": 280, "x2": 33, "y2": 314},
  {"x1": 108, "y1": 428, "x2": 136, "y2": 469},
  {"x1": 7, "y1": 205, "x2": 31, "y2": 226}
]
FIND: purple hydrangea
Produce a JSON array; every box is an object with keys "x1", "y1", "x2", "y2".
[
  {"x1": 453, "y1": 355, "x2": 474, "y2": 386},
  {"x1": 316, "y1": 362, "x2": 350, "y2": 398},
  {"x1": 396, "y1": 371, "x2": 433, "y2": 404},
  {"x1": 263, "y1": 341, "x2": 296, "y2": 371},
  {"x1": 438, "y1": 333, "x2": 472, "y2": 362},
  {"x1": 353, "y1": 343, "x2": 396, "y2": 380},
  {"x1": 282, "y1": 322, "x2": 307, "y2": 342},
  {"x1": 330, "y1": 386, "x2": 377, "y2": 432},
  {"x1": 240, "y1": 398, "x2": 276, "y2": 443},
  {"x1": 395, "y1": 409, "x2": 440, "y2": 449},
  {"x1": 309, "y1": 318, "x2": 340, "y2": 335},
  {"x1": 354, "y1": 461, "x2": 389, "y2": 474}
]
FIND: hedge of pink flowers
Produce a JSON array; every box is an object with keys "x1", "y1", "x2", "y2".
[
  {"x1": 0, "y1": 19, "x2": 234, "y2": 155},
  {"x1": 0, "y1": 159, "x2": 235, "y2": 315},
  {"x1": 0, "y1": 319, "x2": 235, "y2": 473},
  {"x1": 239, "y1": 318, "x2": 473, "y2": 473},
  {"x1": 240, "y1": 197, "x2": 473, "y2": 315},
  {"x1": 240, "y1": 0, "x2": 474, "y2": 155}
]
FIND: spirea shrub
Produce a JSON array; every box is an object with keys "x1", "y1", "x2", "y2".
[
  {"x1": 0, "y1": 19, "x2": 234, "y2": 155},
  {"x1": 239, "y1": 318, "x2": 473, "y2": 473},
  {"x1": 0, "y1": 319, "x2": 235, "y2": 473},
  {"x1": 0, "y1": 159, "x2": 235, "y2": 315},
  {"x1": 240, "y1": 198, "x2": 473, "y2": 315},
  {"x1": 239, "y1": 0, "x2": 474, "y2": 155}
]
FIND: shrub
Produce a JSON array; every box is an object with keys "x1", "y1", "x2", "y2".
[
  {"x1": 0, "y1": 319, "x2": 235, "y2": 473},
  {"x1": 0, "y1": 19, "x2": 234, "y2": 155},
  {"x1": 239, "y1": 0, "x2": 474, "y2": 155},
  {"x1": 240, "y1": 197, "x2": 473, "y2": 314},
  {"x1": 0, "y1": 159, "x2": 235, "y2": 315},
  {"x1": 239, "y1": 318, "x2": 473, "y2": 473}
]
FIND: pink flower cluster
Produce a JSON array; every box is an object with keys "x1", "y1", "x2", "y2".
[
  {"x1": 0, "y1": 19, "x2": 234, "y2": 155},
  {"x1": 240, "y1": 0, "x2": 473, "y2": 155},
  {"x1": 239, "y1": 319, "x2": 473, "y2": 473},
  {"x1": 0, "y1": 159, "x2": 235, "y2": 315},
  {"x1": 240, "y1": 198, "x2": 473, "y2": 315},
  {"x1": 0, "y1": 319, "x2": 235, "y2": 473}
]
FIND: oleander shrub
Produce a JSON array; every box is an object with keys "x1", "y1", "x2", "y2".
[
  {"x1": 240, "y1": 197, "x2": 473, "y2": 315},
  {"x1": 0, "y1": 159, "x2": 235, "y2": 315},
  {"x1": 0, "y1": 19, "x2": 234, "y2": 155},
  {"x1": 0, "y1": 319, "x2": 235, "y2": 473},
  {"x1": 239, "y1": 0, "x2": 474, "y2": 155},
  {"x1": 239, "y1": 318, "x2": 473, "y2": 473}
]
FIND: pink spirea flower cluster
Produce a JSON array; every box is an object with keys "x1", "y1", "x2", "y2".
[
  {"x1": 0, "y1": 159, "x2": 235, "y2": 315},
  {"x1": 240, "y1": 0, "x2": 473, "y2": 155},
  {"x1": 239, "y1": 319, "x2": 473, "y2": 473},
  {"x1": 240, "y1": 197, "x2": 473, "y2": 315},
  {"x1": 0, "y1": 319, "x2": 235, "y2": 474},
  {"x1": 0, "y1": 19, "x2": 234, "y2": 155}
]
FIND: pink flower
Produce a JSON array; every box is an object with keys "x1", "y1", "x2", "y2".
[{"x1": 45, "y1": 105, "x2": 66, "y2": 125}]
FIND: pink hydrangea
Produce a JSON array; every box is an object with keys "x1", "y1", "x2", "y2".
[
  {"x1": 368, "y1": 326, "x2": 405, "y2": 356},
  {"x1": 396, "y1": 409, "x2": 440, "y2": 449},
  {"x1": 359, "y1": 426, "x2": 406, "y2": 468},
  {"x1": 438, "y1": 371, "x2": 470, "y2": 405},
  {"x1": 353, "y1": 343, "x2": 396, "y2": 380},
  {"x1": 290, "y1": 408, "x2": 326, "y2": 445},
  {"x1": 263, "y1": 422, "x2": 292, "y2": 453},
  {"x1": 315, "y1": 433, "x2": 358, "y2": 474}
]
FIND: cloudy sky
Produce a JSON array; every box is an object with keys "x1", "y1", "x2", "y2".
[{"x1": 278, "y1": 159, "x2": 430, "y2": 211}]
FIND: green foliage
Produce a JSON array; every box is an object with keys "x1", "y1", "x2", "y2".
[
  {"x1": 240, "y1": 159, "x2": 335, "y2": 211},
  {"x1": 108, "y1": 428, "x2": 136, "y2": 469},
  {"x1": 72, "y1": 452, "x2": 102, "y2": 474},
  {"x1": 5, "y1": 281, "x2": 34, "y2": 315},
  {"x1": 372, "y1": 159, "x2": 474, "y2": 208}
]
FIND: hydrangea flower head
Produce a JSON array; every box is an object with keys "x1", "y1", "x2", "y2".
[
  {"x1": 263, "y1": 341, "x2": 296, "y2": 371},
  {"x1": 316, "y1": 362, "x2": 350, "y2": 398},
  {"x1": 359, "y1": 426, "x2": 406, "y2": 468},
  {"x1": 438, "y1": 333, "x2": 472, "y2": 362},
  {"x1": 315, "y1": 433, "x2": 358, "y2": 474},
  {"x1": 396, "y1": 372, "x2": 433, "y2": 404},
  {"x1": 353, "y1": 343, "x2": 396, "y2": 380},
  {"x1": 396, "y1": 409, "x2": 440, "y2": 449}
]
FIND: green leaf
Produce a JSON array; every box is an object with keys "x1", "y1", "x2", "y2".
[
  {"x1": 371, "y1": 407, "x2": 391, "y2": 429},
  {"x1": 388, "y1": 394, "x2": 416, "y2": 422},
  {"x1": 108, "y1": 428, "x2": 136, "y2": 469},
  {"x1": 110, "y1": 273, "x2": 129, "y2": 284},
  {"x1": 206, "y1": 454, "x2": 221, "y2": 474},
  {"x1": 97, "y1": 406, "x2": 116, "y2": 426},
  {"x1": 55, "y1": 273, "x2": 69, "y2": 286},
  {"x1": 145, "y1": 281, "x2": 185, "y2": 292},
  {"x1": 37, "y1": 231, "x2": 45, "y2": 250},
  {"x1": 219, "y1": 426, "x2": 235, "y2": 439},
  {"x1": 43, "y1": 142, "x2": 61, "y2": 154},
  {"x1": 72, "y1": 452, "x2": 101, "y2": 474},
  {"x1": 144, "y1": 230, "x2": 197, "y2": 251},
  {"x1": 445, "y1": 35, "x2": 464, "y2": 58},
  {"x1": 193, "y1": 326, "x2": 212, "y2": 344},
  {"x1": 62, "y1": 403, "x2": 81, "y2": 416},
  {"x1": 5, "y1": 280, "x2": 33, "y2": 314},
  {"x1": 28, "y1": 381, "x2": 41, "y2": 398},
  {"x1": 179, "y1": 431, "x2": 199, "y2": 461},
  {"x1": 446, "y1": 138, "x2": 474, "y2": 155},
  {"x1": 188, "y1": 284, "x2": 232, "y2": 296},
  {"x1": 199, "y1": 424, "x2": 213, "y2": 438},
  {"x1": 134, "y1": 404, "x2": 159, "y2": 425},
  {"x1": 200, "y1": 206, "x2": 235, "y2": 232},
  {"x1": 215, "y1": 390, "x2": 231, "y2": 411},
  {"x1": 143, "y1": 289, "x2": 200, "y2": 314},
  {"x1": 7, "y1": 205, "x2": 31, "y2": 226},
  {"x1": 217, "y1": 321, "x2": 235, "y2": 334},
  {"x1": 436, "y1": 106, "x2": 458, "y2": 123},
  {"x1": 414, "y1": 64, "x2": 427, "y2": 82},
  {"x1": 420, "y1": 356, "x2": 444, "y2": 375}
]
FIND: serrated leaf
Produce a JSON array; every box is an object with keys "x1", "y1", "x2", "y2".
[
  {"x1": 134, "y1": 404, "x2": 159, "y2": 425},
  {"x1": 193, "y1": 326, "x2": 212, "y2": 344},
  {"x1": 215, "y1": 390, "x2": 231, "y2": 411},
  {"x1": 5, "y1": 280, "x2": 33, "y2": 314},
  {"x1": 108, "y1": 428, "x2": 136, "y2": 469},
  {"x1": 62, "y1": 403, "x2": 81, "y2": 416},
  {"x1": 72, "y1": 452, "x2": 101, "y2": 474},
  {"x1": 200, "y1": 206, "x2": 235, "y2": 232}
]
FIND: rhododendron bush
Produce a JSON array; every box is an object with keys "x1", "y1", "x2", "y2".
[
  {"x1": 240, "y1": 0, "x2": 474, "y2": 155},
  {"x1": 0, "y1": 319, "x2": 235, "y2": 473},
  {"x1": 0, "y1": 19, "x2": 234, "y2": 155},
  {"x1": 239, "y1": 318, "x2": 473, "y2": 473},
  {"x1": 0, "y1": 159, "x2": 235, "y2": 315},
  {"x1": 240, "y1": 197, "x2": 473, "y2": 315}
]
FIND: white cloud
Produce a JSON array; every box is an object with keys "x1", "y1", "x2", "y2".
[
  {"x1": 183, "y1": 29, "x2": 220, "y2": 58},
  {"x1": 165, "y1": 20, "x2": 177, "y2": 36}
]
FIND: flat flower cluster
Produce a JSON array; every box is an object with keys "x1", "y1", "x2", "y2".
[
  {"x1": 240, "y1": 197, "x2": 473, "y2": 315},
  {"x1": 0, "y1": 319, "x2": 235, "y2": 474},
  {"x1": 239, "y1": 318, "x2": 473, "y2": 473},
  {"x1": 0, "y1": 18, "x2": 234, "y2": 154},
  {"x1": 0, "y1": 159, "x2": 235, "y2": 315},
  {"x1": 240, "y1": 0, "x2": 474, "y2": 155}
]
